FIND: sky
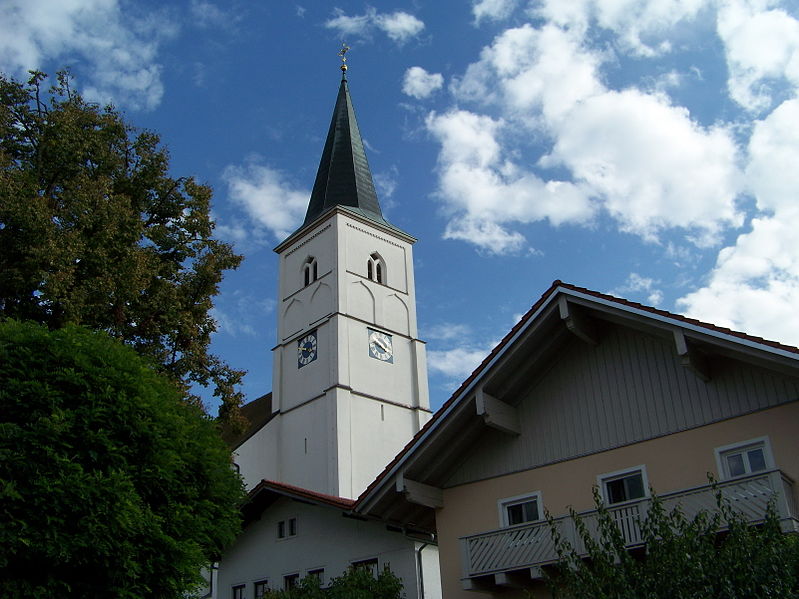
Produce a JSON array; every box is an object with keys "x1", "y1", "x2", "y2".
[{"x1": 3, "y1": 0, "x2": 799, "y2": 413}]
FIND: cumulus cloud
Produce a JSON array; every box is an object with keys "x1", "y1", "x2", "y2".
[
  {"x1": 472, "y1": 0, "x2": 518, "y2": 24},
  {"x1": 542, "y1": 89, "x2": 743, "y2": 244},
  {"x1": 426, "y1": 108, "x2": 594, "y2": 253},
  {"x1": 222, "y1": 160, "x2": 308, "y2": 242},
  {"x1": 435, "y1": 23, "x2": 742, "y2": 253},
  {"x1": 534, "y1": 0, "x2": 709, "y2": 56},
  {"x1": 717, "y1": 0, "x2": 799, "y2": 112},
  {"x1": 677, "y1": 98, "x2": 799, "y2": 346},
  {"x1": 427, "y1": 346, "x2": 489, "y2": 379},
  {"x1": 402, "y1": 66, "x2": 444, "y2": 99},
  {"x1": 0, "y1": 0, "x2": 174, "y2": 110},
  {"x1": 325, "y1": 7, "x2": 424, "y2": 43}
]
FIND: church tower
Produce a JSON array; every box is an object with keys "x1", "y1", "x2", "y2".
[{"x1": 270, "y1": 68, "x2": 431, "y2": 499}]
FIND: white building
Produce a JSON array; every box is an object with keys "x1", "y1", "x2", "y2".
[{"x1": 214, "y1": 69, "x2": 440, "y2": 599}]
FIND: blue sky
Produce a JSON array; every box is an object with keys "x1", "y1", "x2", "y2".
[{"x1": 3, "y1": 0, "x2": 799, "y2": 413}]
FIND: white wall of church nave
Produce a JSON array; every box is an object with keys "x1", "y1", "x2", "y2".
[
  {"x1": 216, "y1": 497, "x2": 425, "y2": 598},
  {"x1": 233, "y1": 420, "x2": 279, "y2": 491}
]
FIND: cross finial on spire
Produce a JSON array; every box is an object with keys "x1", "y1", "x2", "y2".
[{"x1": 338, "y1": 43, "x2": 350, "y2": 78}]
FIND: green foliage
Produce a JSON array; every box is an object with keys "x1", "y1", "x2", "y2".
[
  {"x1": 0, "y1": 320, "x2": 246, "y2": 599},
  {"x1": 544, "y1": 485, "x2": 799, "y2": 599},
  {"x1": 261, "y1": 566, "x2": 405, "y2": 599},
  {"x1": 0, "y1": 70, "x2": 244, "y2": 424}
]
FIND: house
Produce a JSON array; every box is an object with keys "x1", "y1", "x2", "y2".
[
  {"x1": 357, "y1": 280, "x2": 799, "y2": 598},
  {"x1": 214, "y1": 64, "x2": 440, "y2": 598},
  {"x1": 216, "y1": 479, "x2": 439, "y2": 598}
]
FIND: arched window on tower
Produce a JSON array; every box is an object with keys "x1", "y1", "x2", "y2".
[
  {"x1": 303, "y1": 257, "x2": 318, "y2": 287},
  {"x1": 367, "y1": 252, "x2": 385, "y2": 285}
]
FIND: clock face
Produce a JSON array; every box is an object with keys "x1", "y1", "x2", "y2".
[
  {"x1": 297, "y1": 331, "x2": 318, "y2": 368},
  {"x1": 368, "y1": 328, "x2": 393, "y2": 363}
]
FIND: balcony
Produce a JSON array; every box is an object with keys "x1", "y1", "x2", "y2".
[{"x1": 460, "y1": 469, "x2": 798, "y2": 590}]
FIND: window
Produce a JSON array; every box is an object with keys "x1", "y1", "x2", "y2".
[
  {"x1": 253, "y1": 580, "x2": 269, "y2": 598},
  {"x1": 307, "y1": 568, "x2": 325, "y2": 586},
  {"x1": 303, "y1": 257, "x2": 318, "y2": 287},
  {"x1": 284, "y1": 573, "x2": 299, "y2": 590},
  {"x1": 232, "y1": 584, "x2": 245, "y2": 599},
  {"x1": 367, "y1": 252, "x2": 385, "y2": 284},
  {"x1": 277, "y1": 517, "x2": 297, "y2": 539},
  {"x1": 715, "y1": 437, "x2": 774, "y2": 480},
  {"x1": 498, "y1": 492, "x2": 542, "y2": 527},
  {"x1": 352, "y1": 558, "x2": 379, "y2": 577},
  {"x1": 599, "y1": 466, "x2": 648, "y2": 505}
]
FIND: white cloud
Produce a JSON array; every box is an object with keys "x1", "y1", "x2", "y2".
[
  {"x1": 472, "y1": 0, "x2": 518, "y2": 24},
  {"x1": 375, "y1": 11, "x2": 425, "y2": 42},
  {"x1": 190, "y1": 0, "x2": 225, "y2": 27},
  {"x1": 402, "y1": 66, "x2": 444, "y2": 99},
  {"x1": 424, "y1": 323, "x2": 473, "y2": 341},
  {"x1": 542, "y1": 89, "x2": 743, "y2": 244},
  {"x1": 374, "y1": 167, "x2": 398, "y2": 199},
  {"x1": 717, "y1": 0, "x2": 799, "y2": 111},
  {"x1": 425, "y1": 108, "x2": 595, "y2": 254},
  {"x1": 324, "y1": 8, "x2": 424, "y2": 43},
  {"x1": 427, "y1": 346, "x2": 489, "y2": 379},
  {"x1": 534, "y1": 0, "x2": 709, "y2": 56},
  {"x1": 211, "y1": 294, "x2": 275, "y2": 338},
  {"x1": 437, "y1": 23, "x2": 743, "y2": 252},
  {"x1": 0, "y1": 0, "x2": 174, "y2": 110},
  {"x1": 677, "y1": 98, "x2": 799, "y2": 346},
  {"x1": 222, "y1": 160, "x2": 308, "y2": 242},
  {"x1": 609, "y1": 273, "x2": 664, "y2": 306}
]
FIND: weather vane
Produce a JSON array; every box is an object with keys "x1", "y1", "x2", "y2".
[{"x1": 338, "y1": 43, "x2": 350, "y2": 77}]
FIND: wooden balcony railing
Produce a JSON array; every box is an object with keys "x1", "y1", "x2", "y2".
[{"x1": 460, "y1": 469, "x2": 797, "y2": 583}]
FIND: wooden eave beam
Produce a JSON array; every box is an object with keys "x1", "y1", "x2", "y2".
[
  {"x1": 395, "y1": 473, "x2": 443, "y2": 509},
  {"x1": 673, "y1": 329, "x2": 711, "y2": 381},
  {"x1": 559, "y1": 296, "x2": 599, "y2": 346},
  {"x1": 475, "y1": 388, "x2": 520, "y2": 435}
]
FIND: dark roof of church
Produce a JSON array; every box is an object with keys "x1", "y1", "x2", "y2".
[
  {"x1": 220, "y1": 392, "x2": 274, "y2": 450},
  {"x1": 302, "y1": 76, "x2": 387, "y2": 228}
]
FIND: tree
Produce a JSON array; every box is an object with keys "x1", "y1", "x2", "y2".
[
  {"x1": 261, "y1": 566, "x2": 405, "y2": 599},
  {"x1": 0, "y1": 319, "x2": 246, "y2": 598},
  {"x1": 0, "y1": 71, "x2": 244, "y2": 424},
  {"x1": 543, "y1": 485, "x2": 799, "y2": 599}
]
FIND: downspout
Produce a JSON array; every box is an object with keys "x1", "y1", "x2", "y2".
[{"x1": 415, "y1": 542, "x2": 429, "y2": 599}]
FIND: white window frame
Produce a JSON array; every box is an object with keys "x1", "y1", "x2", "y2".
[
  {"x1": 714, "y1": 436, "x2": 774, "y2": 480},
  {"x1": 597, "y1": 465, "x2": 650, "y2": 505},
  {"x1": 497, "y1": 491, "x2": 543, "y2": 528}
]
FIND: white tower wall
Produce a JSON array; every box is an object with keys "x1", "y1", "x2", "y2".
[{"x1": 270, "y1": 209, "x2": 431, "y2": 498}]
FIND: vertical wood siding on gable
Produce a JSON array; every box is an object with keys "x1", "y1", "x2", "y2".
[{"x1": 444, "y1": 326, "x2": 799, "y2": 488}]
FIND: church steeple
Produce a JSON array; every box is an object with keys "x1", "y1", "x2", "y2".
[{"x1": 302, "y1": 76, "x2": 386, "y2": 227}]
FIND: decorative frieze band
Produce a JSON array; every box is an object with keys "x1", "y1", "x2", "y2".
[{"x1": 284, "y1": 223, "x2": 332, "y2": 257}]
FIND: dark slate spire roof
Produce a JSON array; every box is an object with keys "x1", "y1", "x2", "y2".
[{"x1": 302, "y1": 76, "x2": 386, "y2": 227}]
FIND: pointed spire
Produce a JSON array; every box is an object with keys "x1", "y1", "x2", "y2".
[{"x1": 301, "y1": 73, "x2": 386, "y2": 227}]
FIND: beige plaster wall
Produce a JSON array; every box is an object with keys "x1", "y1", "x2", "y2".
[{"x1": 437, "y1": 401, "x2": 799, "y2": 599}]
